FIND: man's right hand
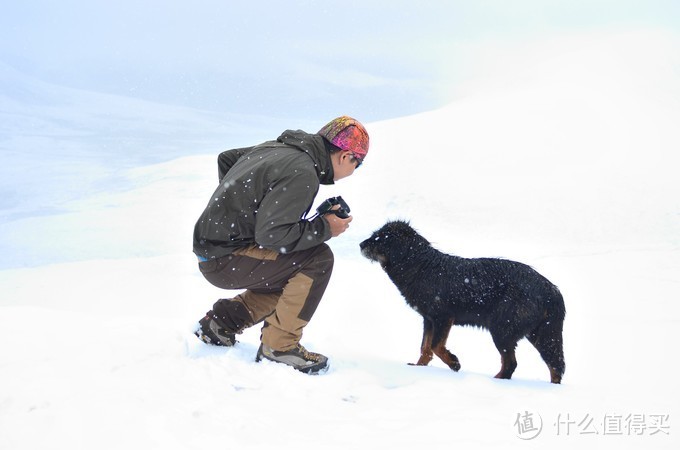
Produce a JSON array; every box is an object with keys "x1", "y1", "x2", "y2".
[{"x1": 324, "y1": 210, "x2": 353, "y2": 237}]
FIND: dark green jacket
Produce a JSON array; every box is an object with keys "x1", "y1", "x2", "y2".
[{"x1": 193, "y1": 129, "x2": 335, "y2": 260}]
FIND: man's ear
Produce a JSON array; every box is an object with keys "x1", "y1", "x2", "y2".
[{"x1": 331, "y1": 151, "x2": 345, "y2": 165}]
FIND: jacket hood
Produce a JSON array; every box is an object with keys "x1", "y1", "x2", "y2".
[{"x1": 277, "y1": 129, "x2": 335, "y2": 185}]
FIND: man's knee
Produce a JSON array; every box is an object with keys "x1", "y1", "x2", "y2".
[
  {"x1": 315, "y1": 243, "x2": 334, "y2": 269},
  {"x1": 305, "y1": 243, "x2": 334, "y2": 283}
]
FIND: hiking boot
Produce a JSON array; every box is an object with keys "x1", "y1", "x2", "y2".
[
  {"x1": 194, "y1": 315, "x2": 236, "y2": 346},
  {"x1": 256, "y1": 343, "x2": 328, "y2": 374}
]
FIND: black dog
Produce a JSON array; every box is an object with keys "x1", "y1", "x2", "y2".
[{"x1": 360, "y1": 221, "x2": 566, "y2": 383}]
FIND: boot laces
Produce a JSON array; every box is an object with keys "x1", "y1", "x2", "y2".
[{"x1": 296, "y1": 344, "x2": 320, "y2": 361}]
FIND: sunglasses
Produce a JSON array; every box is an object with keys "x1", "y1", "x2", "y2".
[{"x1": 350, "y1": 153, "x2": 364, "y2": 168}]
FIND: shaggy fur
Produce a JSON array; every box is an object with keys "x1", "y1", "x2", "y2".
[{"x1": 360, "y1": 221, "x2": 566, "y2": 383}]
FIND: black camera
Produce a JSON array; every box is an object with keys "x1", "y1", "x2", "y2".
[{"x1": 316, "y1": 196, "x2": 351, "y2": 219}]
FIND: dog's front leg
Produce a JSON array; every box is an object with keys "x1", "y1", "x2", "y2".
[
  {"x1": 431, "y1": 318, "x2": 461, "y2": 371},
  {"x1": 410, "y1": 317, "x2": 434, "y2": 366}
]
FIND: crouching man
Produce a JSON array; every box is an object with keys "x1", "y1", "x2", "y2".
[{"x1": 193, "y1": 116, "x2": 369, "y2": 374}]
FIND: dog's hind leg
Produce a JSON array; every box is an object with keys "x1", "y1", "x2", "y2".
[
  {"x1": 431, "y1": 318, "x2": 461, "y2": 371},
  {"x1": 527, "y1": 320, "x2": 566, "y2": 384},
  {"x1": 411, "y1": 318, "x2": 434, "y2": 366}
]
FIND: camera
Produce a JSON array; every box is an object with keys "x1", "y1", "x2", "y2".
[{"x1": 316, "y1": 196, "x2": 351, "y2": 219}]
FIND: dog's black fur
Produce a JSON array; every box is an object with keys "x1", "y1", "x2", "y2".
[{"x1": 360, "y1": 221, "x2": 566, "y2": 383}]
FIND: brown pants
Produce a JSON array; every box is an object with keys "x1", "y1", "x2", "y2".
[{"x1": 198, "y1": 244, "x2": 334, "y2": 351}]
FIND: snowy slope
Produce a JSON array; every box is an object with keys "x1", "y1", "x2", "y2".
[
  {"x1": 0, "y1": 61, "x2": 301, "y2": 247},
  {"x1": 1, "y1": 30, "x2": 679, "y2": 449}
]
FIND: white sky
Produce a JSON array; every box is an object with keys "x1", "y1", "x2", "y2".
[{"x1": 2, "y1": 0, "x2": 678, "y2": 122}]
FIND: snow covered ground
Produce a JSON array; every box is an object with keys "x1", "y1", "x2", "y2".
[{"x1": 1, "y1": 30, "x2": 679, "y2": 449}]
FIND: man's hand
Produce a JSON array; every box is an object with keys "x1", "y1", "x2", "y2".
[{"x1": 324, "y1": 209, "x2": 353, "y2": 238}]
